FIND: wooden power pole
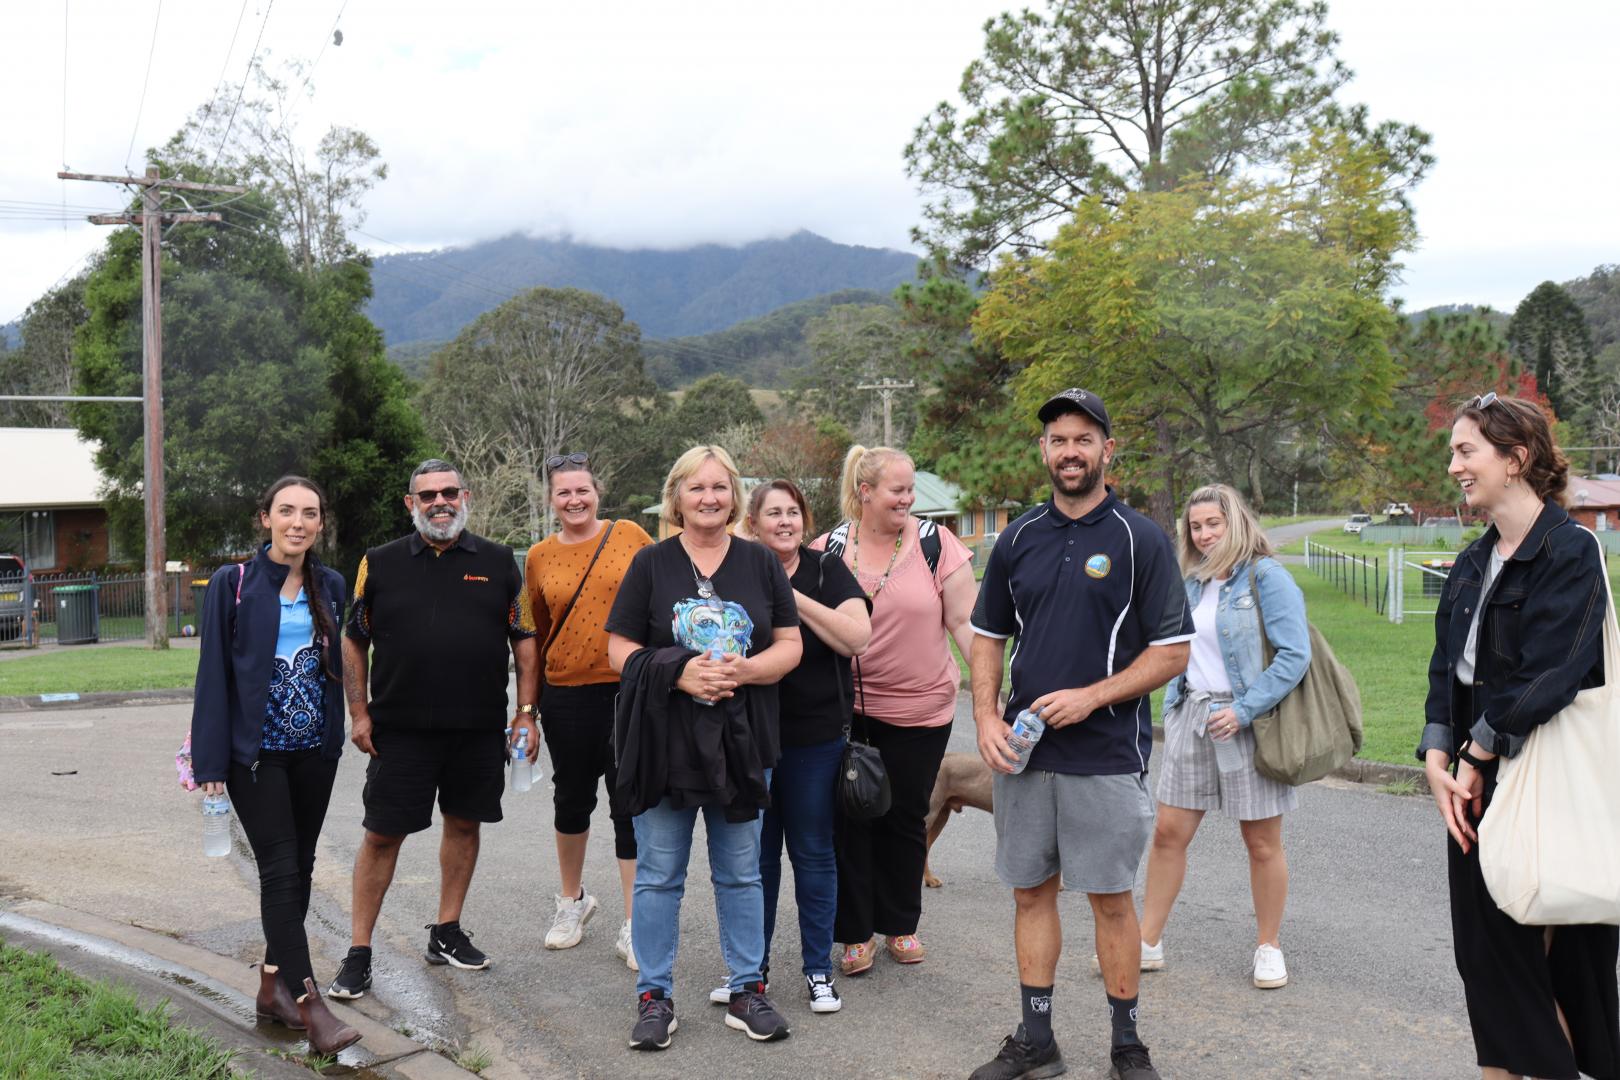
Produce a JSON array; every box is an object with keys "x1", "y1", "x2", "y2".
[
  {"x1": 58, "y1": 166, "x2": 245, "y2": 649},
  {"x1": 857, "y1": 378, "x2": 915, "y2": 447}
]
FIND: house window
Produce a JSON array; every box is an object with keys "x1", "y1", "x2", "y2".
[
  {"x1": 0, "y1": 511, "x2": 55, "y2": 571},
  {"x1": 1600, "y1": 512, "x2": 1610, "y2": 532},
  {"x1": 961, "y1": 509, "x2": 976, "y2": 536}
]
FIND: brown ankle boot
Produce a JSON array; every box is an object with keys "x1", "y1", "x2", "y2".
[
  {"x1": 297, "y1": 977, "x2": 362, "y2": 1056},
  {"x1": 255, "y1": 966, "x2": 306, "y2": 1030}
]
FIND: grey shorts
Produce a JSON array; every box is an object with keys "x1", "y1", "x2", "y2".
[{"x1": 992, "y1": 768, "x2": 1155, "y2": 893}]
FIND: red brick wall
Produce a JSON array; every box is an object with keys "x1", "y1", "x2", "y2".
[{"x1": 1570, "y1": 506, "x2": 1620, "y2": 532}]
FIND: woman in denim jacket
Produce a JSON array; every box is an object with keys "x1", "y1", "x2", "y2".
[
  {"x1": 1139, "y1": 484, "x2": 1310, "y2": 991},
  {"x1": 1419, "y1": 394, "x2": 1617, "y2": 1080}
]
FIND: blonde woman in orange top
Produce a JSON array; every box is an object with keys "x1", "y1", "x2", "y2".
[{"x1": 521, "y1": 453, "x2": 652, "y2": 968}]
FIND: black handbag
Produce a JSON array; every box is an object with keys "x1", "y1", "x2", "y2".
[{"x1": 838, "y1": 653, "x2": 891, "y2": 820}]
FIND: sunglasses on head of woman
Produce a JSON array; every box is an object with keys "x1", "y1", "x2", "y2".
[
  {"x1": 1468, "y1": 391, "x2": 1502, "y2": 410},
  {"x1": 546, "y1": 452, "x2": 590, "y2": 474}
]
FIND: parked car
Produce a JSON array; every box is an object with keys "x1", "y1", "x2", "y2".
[
  {"x1": 0, "y1": 553, "x2": 28, "y2": 642},
  {"x1": 1382, "y1": 502, "x2": 1416, "y2": 525},
  {"x1": 1423, "y1": 515, "x2": 1461, "y2": 528},
  {"x1": 1343, "y1": 513, "x2": 1373, "y2": 535}
]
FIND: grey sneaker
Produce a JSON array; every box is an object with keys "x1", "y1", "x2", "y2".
[
  {"x1": 969, "y1": 1026, "x2": 1065, "y2": 1080},
  {"x1": 724, "y1": 983, "x2": 790, "y2": 1041},
  {"x1": 544, "y1": 889, "x2": 598, "y2": 950},
  {"x1": 629, "y1": 990, "x2": 676, "y2": 1051},
  {"x1": 1109, "y1": 1042, "x2": 1160, "y2": 1080}
]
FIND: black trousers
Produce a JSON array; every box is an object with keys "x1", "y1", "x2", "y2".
[
  {"x1": 226, "y1": 749, "x2": 339, "y2": 997},
  {"x1": 833, "y1": 715, "x2": 951, "y2": 942},
  {"x1": 540, "y1": 681, "x2": 636, "y2": 860}
]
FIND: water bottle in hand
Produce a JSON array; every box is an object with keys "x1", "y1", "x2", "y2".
[
  {"x1": 511, "y1": 731, "x2": 533, "y2": 794},
  {"x1": 202, "y1": 793, "x2": 232, "y2": 857},
  {"x1": 1209, "y1": 708, "x2": 1247, "y2": 775},
  {"x1": 694, "y1": 643, "x2": 725, "y2": 707},
  {"x1": 1005, "y1": 707, "x2": 1046, "y2": 774}
]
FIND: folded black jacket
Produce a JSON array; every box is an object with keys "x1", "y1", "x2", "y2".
[{"x1": 612, "y1": 645, "x2": 771, "y2": 823}]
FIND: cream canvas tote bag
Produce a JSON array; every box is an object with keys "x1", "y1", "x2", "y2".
[{"x1": 1478, "y1": 533, "x2": 1620, "y2": 926}]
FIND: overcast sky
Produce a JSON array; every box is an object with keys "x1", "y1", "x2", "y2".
[{"x1": 3, "y1": 0, "x2": 1617, "y2": 326}]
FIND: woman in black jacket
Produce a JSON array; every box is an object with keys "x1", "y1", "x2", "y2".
[
  {"x1": 190, "y1": 476, "x2": 359, "y2": 1055},
  {"x1": 1419, "y1": 394, "x2": 1619, "y2": 1080}
]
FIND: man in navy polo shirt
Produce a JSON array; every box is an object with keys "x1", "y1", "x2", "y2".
[{"x1": 967, "y1": 389, "x2": 1192, "y2": 1080}]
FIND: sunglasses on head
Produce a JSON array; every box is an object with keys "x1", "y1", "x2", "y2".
[
  {"x1": 1468, "y1": 391, "x2": 1502, "y2": 410},
  {"x1": 413, "y1": 486, "x2": 463, "y2": 504},
  {"x1": 546, "y1": 452, "x2": 590, "y2": 473}
]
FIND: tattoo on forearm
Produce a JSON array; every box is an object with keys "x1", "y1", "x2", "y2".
[{"x1": 343, "y1": 656, "x2": 366, "y2": 710}]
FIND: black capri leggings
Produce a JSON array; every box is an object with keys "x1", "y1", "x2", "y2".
[
  {"x1": 540, "y1": 681, "x2": 636, "y2": 861},
  {"x1": 225, "y1": 748, "x2": 339, "y2": 998}
]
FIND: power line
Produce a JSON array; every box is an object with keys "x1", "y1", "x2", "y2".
[
  {"x1": 211, "y1": 0, "x2": 276, "y2": 171},
  {"x1": 124, "y1": 0, "x2": 164, "y2": 172},
  {"x1": 180, "y1": 0, "x2": 251, "y2": 164}
]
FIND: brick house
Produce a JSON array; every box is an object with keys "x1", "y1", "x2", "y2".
[
  {"x1": 1567, "y1": 476, "x2": 1620, "y2": 534},
  {"x1": 0, "y1": 428, "x2": 115, "y2": 572}
]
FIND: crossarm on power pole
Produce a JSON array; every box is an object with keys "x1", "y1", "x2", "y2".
[{"x1": 88, "y1": 213, "x2": 222, "y2": 225}]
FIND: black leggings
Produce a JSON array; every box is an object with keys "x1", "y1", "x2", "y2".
[
  {"x1": 834, "y1": 715, "x2": 951, "y2": 942},
  {"x1": 540, "y1": 681, "x2": 636, "y2": 860},
  {"x1": 226, "y1": 749, "x2": 338, "y2": 998}
]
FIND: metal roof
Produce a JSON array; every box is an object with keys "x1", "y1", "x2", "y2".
[{"x1": 0, "y1": 428, "x2": 106, "y2": 510}]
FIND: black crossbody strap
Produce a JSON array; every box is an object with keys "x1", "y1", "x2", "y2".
[{"x1": 542, "y1": 522, "x2": 615, "y2": 660}]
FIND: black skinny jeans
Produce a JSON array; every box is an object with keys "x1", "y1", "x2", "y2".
[
  {"x1": 225, "y1": 748, "x2": 339, "y2": 997},
  {"x1": 833, "y1": 714, "x2": 951, "y2": 943}
]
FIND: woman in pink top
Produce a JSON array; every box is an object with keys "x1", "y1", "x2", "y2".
[{"x1": 812, "y1": 445, "x2": 978, "y2": 974}]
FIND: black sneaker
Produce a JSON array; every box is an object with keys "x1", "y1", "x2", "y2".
[
  {"x1": 629, "y1": 990, "x2": 677, "y2": 1051},
  {"x1": 969, "y1": 1025, "x2": 1066, "y2": 1080},
  {"x1": 1109, "y1": 1042, "x2": 1160, "y2": 1080},
  {"x1": 326, "y1": 946, "x2": 372, "y2": 1000},
  {"x1": 725, "y1": 982, "x2": 791, "y2": 1041},
  {"x1": 806, "y1": 973, "x2": 842, "y2": 1014},
  {"x1": 424, "y1": 921, "x2": 490, "y2": 970}
]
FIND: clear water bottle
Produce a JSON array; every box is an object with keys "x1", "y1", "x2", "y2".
[
  {"x1": 695, "y1": 643, "x2": 725, "y2": 707},
  {"x1": 1209, "y1": 706, "x2": 1248, "y2": 775},
  {"x1": 511, "y1": 731, "x2": 533, "y2": 794},
  {"x1": 1005, "y1": 707, "x2": 1046, "y2": 774},
  {"x1": 202, "y1": 793, "x2": 232, "y2": 857}
]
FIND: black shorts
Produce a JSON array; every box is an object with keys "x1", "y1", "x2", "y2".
[{"x1": 362, "y1": 726, "x2": 505, "y2": 836}]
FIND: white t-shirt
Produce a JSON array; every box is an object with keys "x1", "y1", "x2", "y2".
[
  {"x1": 1185, "y1": 578, "x2": 1233, "y2": 694},
  {"x1": 1457, "y1": 549, "x2": 1507, "y2": 685}
]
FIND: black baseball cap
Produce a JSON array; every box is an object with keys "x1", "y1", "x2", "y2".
[{"x1": 1036, "y1": 387, "x2": 1111, "y2": 436}]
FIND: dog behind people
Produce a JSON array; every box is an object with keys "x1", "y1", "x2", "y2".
[{"x1": 923, "y1": 751, "x2": 994, "y2": 888}]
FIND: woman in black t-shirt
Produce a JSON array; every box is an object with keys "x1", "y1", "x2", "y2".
[
  {"x1": 707, "y1": 480, "x2": 870, "y2": 1015},
  {"x1": 605, "y1": 445, "x2": 802, "y2": 1050}
]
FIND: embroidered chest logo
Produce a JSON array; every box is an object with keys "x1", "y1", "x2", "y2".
[
  {"x1": 1084, "y1": 554, "x2": 1111, "y2": 579},
  {"x1": 463, "y1": 574, "x2": 490, "y2": 583}
]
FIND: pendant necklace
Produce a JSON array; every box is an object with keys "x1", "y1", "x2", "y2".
[{"x1": 852, "y1": 526, "x2": 903, "y2": 598}]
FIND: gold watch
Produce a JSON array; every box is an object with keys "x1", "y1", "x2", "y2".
[{"x1": 516, "y1": 704, "x2": 535, "y2": 717}]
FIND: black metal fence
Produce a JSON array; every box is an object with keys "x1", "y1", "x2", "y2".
[
  {"x1": 1304, "y1": 539, "x2": 1385, "y2": 615},
  {"x1": 1, "y1": 569, "x2": 222, "y2": 647}
]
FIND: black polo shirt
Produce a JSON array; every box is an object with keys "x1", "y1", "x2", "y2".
[
  {"x1": 345, "y1": 530, "x2": 535, "y2": 730},
  {"x1": 971, "y1": 490, "x2": 1192, "y2": 776}
]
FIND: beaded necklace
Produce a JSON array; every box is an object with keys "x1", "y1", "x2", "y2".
[{"x1": 851, "y1": 526, "x2": 903, "y2": 598}]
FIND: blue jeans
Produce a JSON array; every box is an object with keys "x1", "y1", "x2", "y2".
[
  {"x1": 761, "y1": 736, "x2": 843, "y2": 977},
  {"x1": 632, "y1": 790, "x2": 767, "y2": 998}
]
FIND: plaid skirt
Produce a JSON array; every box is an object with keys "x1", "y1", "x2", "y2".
[{"x1": 1156, "y1": 690, "x2": 1298, "y2": 821}]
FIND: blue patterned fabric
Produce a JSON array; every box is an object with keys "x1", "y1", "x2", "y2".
[{"x1": 262, "y1": 590, "x2": 325, "y2": 751}]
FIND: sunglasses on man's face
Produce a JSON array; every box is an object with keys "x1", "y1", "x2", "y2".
[
  {"x1": 413, "y1": 486, "x2": 463, "y2": 504},
  {"x1": 546, "y1": 452, "x2": 590, "y2": 473}
]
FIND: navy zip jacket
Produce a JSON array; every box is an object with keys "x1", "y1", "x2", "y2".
[{"x1": 190, "y1": 545, "x2": 347, "y2": 783}]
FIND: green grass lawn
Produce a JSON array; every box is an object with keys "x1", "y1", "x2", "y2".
[
  {"x1": 0, "y1": 943, "x2": 235, "y2": 1079},
  {"x1": 0, "y1": 646, "x2": 199, "y2": 696}
]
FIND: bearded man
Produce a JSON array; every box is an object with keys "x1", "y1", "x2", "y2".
[{"x1": 327, "y1": 459, "x2": 538, "y2": 999}]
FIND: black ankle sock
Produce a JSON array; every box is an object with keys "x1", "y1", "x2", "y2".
[
  {"x1": 1107, "y1": 993, "x2": 1141, "y2": 1048},
  {"x1": 1020, "y1": 983, "x2": 1054, "y2": 1047}
]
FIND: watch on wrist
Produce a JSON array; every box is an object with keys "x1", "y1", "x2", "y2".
[
  {"x1": 516, "y1": 704, "x2": 535, "y2": 717},
  {"x1": 1456, "y1": 743, "x2": 1488, "y2": 770}
]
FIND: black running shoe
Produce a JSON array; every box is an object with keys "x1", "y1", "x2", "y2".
[
  {"x1": 326, "y1": 946, "x2": 373, "y2": 1000},
  {"x1": 1109, "y1": 1042, "x2": 1160, "y2": 1080},
  {"x1": 724, "y1": 982, "x2": 791, "y2": 1042},
  {"x1": 969, "y1": 1025, "x2": 1066, "y2": 1080},
  {"x1": 424, "y1": 921, "x2": 490, "y2": 970},
  {"x1": 629, "y1": 990, "x2": 677, "y2": 1051}
]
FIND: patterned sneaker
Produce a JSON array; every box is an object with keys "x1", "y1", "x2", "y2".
[
  {"x1": 806, "y1": 973, "x2": 842, "y2": 1014},
  {"x1": 629, "y1": 990, "x2": 676, "y2": 1051},
  {"x1": 724, "y1": 982, "x2": 791, "y2": 1041},
  {"x1": 326, "y1": 946, "x2": 372, "y2": 1000},
  {"x1": 1109, "y1": 1042, "x2": 1161, "y2": 1080},
  {"x1": 544, "y1": 889, "x2": 598, "y2": 950},
  {"x1": 616, "y1": 920, "x2": 638, "y2": 972},
  {"x1": 968, "y1": 1026, "x2": 1065, "y2": 1080},
  {"x1": 424, "y1": 921, "x2": 490, "y2": 970},
  {"x1": 1253, "y1": 943, "x2": 1288, "y2": 988}
]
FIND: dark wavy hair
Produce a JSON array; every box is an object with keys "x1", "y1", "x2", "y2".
[
  {"x1": 747, "y1": 478, "x2": 813, "y2": 536},
  {"x1": 1453, "y1": 395, "x2": 1569, "y2": 507},
  {"x1": 257, "y1": 476, "x2": 341, "y2": 680}
]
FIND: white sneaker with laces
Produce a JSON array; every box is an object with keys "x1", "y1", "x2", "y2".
[
  {"x1": 709, "y1": 982, "x2": 734, "y2": 1005},
  {"x1": 544, "y1": 889, "x2": 597, "y2": 950},
  {"x1": 1090, "y1": 938, "x2": 1165, "y2": 974},
  {"x1": 616, "y1": 919, "x2": 638, "y2": 971},
  {"x1": 1253, "y1": 943, "x2": 1288, "y2": 988}
]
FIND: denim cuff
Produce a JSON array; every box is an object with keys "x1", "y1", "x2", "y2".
[
  {"x1": 1416, "y1": 722, "x2": 1452, "y2": 762},
  {"x1": 1469, "y1": 714, "x2": 1526, "y2": 759}
]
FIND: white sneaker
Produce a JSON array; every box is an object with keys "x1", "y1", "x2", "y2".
[
  {"x1": 806, "y1": 973, "x2": 842, "y2": 1014},
  {"x1": 616, "y1": 919, "x2": 638, "y2": 972},
  {"x1": 1090, "y1": 939, "x2": 1165, "y2": 974},
  {"x1": 709, "y1": 982, "x2": 733, "y2": 1005},
  {"x1": 1253, "y1": 943, "x2": 1287, "y2": 988},
  {"x1": 543, "y1": 889, "x2": 597, "y2": 950}
]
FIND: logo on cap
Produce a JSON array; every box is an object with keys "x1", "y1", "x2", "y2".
[{"x1": 1084, "y1": 554, "x2": 1111, "y2": 579}]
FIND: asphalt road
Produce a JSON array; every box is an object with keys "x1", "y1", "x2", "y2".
[{"x1": 1, "y1": 690, "x2": 1520, "y2": 1080}]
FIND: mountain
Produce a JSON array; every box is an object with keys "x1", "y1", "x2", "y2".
[{"x1": 367, "y1": 230, "x2": 920, "y2": 351}]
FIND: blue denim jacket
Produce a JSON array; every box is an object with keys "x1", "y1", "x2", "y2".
[{"x1": 1163, "y1": 556, "x2": 1311, "y2": 727}]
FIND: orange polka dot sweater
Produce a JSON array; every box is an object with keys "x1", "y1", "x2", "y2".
[{"x1": 525, "y1": 520, "x2": 652, "y2": 686}]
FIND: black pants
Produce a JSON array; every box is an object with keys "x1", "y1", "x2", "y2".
[
  {"x1": 834, "y1": 715, "x2": 951, "y2": 942},
  {"x1": 226, "y1": 749, "x2": 339, "y2": 998},
  {"x1": 541, "y1": 681, "x2": 635, "y2": 860}
]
